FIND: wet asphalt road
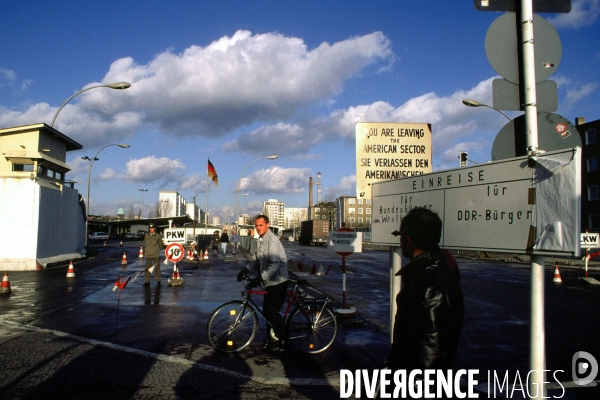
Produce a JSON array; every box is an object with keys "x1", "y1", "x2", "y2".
[
  {"x1": 1, "y1": 240, "x2": 599, "y2": 399},
  {"x1": 0, "y1": 241, "x2": 389, "y2": 388}
]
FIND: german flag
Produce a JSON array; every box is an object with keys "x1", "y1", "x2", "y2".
[{"x1": 208, "y1": 160, "x2": 218, "y2": 185}]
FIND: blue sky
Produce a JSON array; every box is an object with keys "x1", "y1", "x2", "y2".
[{"x1": 1, "y1": 1, "x2": 599, "y2": 222}]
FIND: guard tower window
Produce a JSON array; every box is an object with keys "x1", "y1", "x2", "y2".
[{"x1": 12, "y1": 163, "x2": 34, "y2": 172}]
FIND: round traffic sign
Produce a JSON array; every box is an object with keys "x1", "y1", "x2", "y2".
[
  {"x1": 335, "y1": 227, "x2": 355, "y2": 257},
  {"x1": 491, "y1": 112, "x2": 581, "y2": 161},
  {"x1": 165, "y1": 243, "x2": 184, "y2": 262},
  {"x1": 485, "y1": 13, "x2": 561, "y2": 84}
]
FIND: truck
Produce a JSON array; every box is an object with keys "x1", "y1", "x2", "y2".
[{"x1": 299, "y1": 220, "x2": 329, "y2": 246}]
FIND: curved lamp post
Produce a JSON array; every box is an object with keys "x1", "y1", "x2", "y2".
[
  {"x1": 236, "y1": 155, "x2": 278, "y2": 232},
  {"x1": 51, "y1": 82, "x2": 131, "y2": 127},
  {"x1": 462, "y1": 99, "x2": 511, "y2": 121},
  {"x1": 83, "y1": 143, "x2": 130, "y2": 245}
]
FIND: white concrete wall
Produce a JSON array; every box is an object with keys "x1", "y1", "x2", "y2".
[
  {"x1": 0, "y1": 178, "x2": 85, "y2": 270},
  {"x1": 0, "y1": 179, "x2": 39, "y2": 269}
]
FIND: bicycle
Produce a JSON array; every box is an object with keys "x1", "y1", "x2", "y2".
[{"x1": 206, "y1": 278, "x2": 338, "y2": 354}]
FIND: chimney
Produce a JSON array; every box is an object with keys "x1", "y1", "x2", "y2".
[
  {"x1": 309, "y1": 177, "x2": 313, "y2": 207},
  {"x1": 575, "y1": 117, "x2": 585, "y2": 126}
]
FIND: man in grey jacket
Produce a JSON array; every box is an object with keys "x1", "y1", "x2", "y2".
[{"x1": 237, "y1": 214, "x2": 288, "y2": 350}]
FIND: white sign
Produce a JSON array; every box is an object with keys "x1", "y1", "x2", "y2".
[
  {"x1": 163, "y1": 228, "x2": 186, "y2": 244},
  {"x1": 356, "y1": 122, "x2": 432, "y2": 201},
  {"x1": 328, "y1": 232, "x2": 363, "y2": 254},
  {"x1": 580, "y1": 233, "x2": 599, "y2": 249},
  {"x1": 372, "y1": 148, "x2": 581, "y2": 256}
]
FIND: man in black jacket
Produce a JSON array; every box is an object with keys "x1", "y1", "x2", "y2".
[{"x1": 388, "y1": 208, "x2": 464, "y2": 373}]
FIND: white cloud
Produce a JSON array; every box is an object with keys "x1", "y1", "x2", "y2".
[
  {"x1": 177, "y1": 172, "x2": 210, "y2": 194},
  {"x1": 123, "y1": 156, "x2": 186, "y2": 183},
  {"x1": 548, "y1": 0, "x2": 600, "y2": 29},
  {"x1": 1, "y1": 30, "x2": 392, "y2": 150},
  {"x1": 0, "y1": 68, "x2": 17, "y2": 88},
  {"x1": 239, "y1": 166, "x2": 311, "y2": 195},
  {"x1": 98, "y1": 168, "x2": 117, "y2": 180},
  {"x1": 223, "y1": 122, "x2": 321, "y2": 156},
  {"x1": 562, "y1": 82, "x2": 600, "y2": 109}
]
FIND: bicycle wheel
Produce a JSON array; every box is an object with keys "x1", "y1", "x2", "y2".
[
  {"x1": 206, "y1": 300, "x2": 258, "y2": 353},
  {"x1": 286, "y1": 304, "x2": 337, "y2": 354}
]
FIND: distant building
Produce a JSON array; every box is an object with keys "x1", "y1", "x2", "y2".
[
  {"x1": 576, "y1": 117, "x2": 600, "y2": 231},
  {"x1": 0, "y1": 123, "x2": 84, "y2": 270},
  {"x1": 308, "y1": 201, "x2": 337, "y2": 230},
  {"x1": 185, "y1": 202, "x2": 205, "y2": 223},
  {"x1": 159, "y1": 191, "x2": 186, "y2": 218},
  {"x1": 263, "y1": 199, "x2": 285, "y2": 227},
  {"x1": 212, "y1": 216, "x2": 221, "y2": 225},
  {"x1": 337, "y1": 196, "x2": 372, "y2": 229},
  {"x1": 238, "y1": 213, "x2": 250, "y2": 225},
  {"x1": 284, "y1": 207, "x2": 307, "y2": 229},
  {"x1": 117, "y1": 207, "x2": 125, "y2": 219}
]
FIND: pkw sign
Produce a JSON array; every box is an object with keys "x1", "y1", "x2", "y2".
[
  {"x1": 580, "y1": 233, "x2": 599, "y2": 249},
  {"x1": 164, "y1": 228, "x2": 186, "y2": 244}
]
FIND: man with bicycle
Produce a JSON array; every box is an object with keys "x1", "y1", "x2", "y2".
[{"x1": 238, "y1": 214, "x2": 289, "y2": 351}]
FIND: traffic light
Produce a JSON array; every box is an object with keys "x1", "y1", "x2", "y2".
[{"x1": 460, "y1": 152, "x2": 468, "y2": 167}]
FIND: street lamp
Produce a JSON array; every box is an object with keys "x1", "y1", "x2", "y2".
[
  {"x1": 83, "y1": 143, "x2": 130, "y2": 245},
  {"x1": 138, "y1": 189, "x2": 148, "y2": 219},
  {"x1": 51, "y1": 82, "x2": 131, "y2": 127},
  {"x1": 236, "y1": 155, "x2": 278, "y2": 233},
  {"x1": 462, "y1": 99, "x2": 512, "y2": 121}
]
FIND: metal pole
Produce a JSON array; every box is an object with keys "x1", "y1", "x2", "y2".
[
  {"x1": 390, "y1": 247, "x2": 402, "y2": 345},
  {"x1": 192, "y1": 194, "x2": 197, "y2": 240},
  {"x1": 521, "y1": 0, "x2": 545, "y2": 397},
  {"x1": 205, "y1": 180, "x2": 208, "y2": 234},
  {"x1": 342, "y1": 256, "x2": 347, "y2": 309}
]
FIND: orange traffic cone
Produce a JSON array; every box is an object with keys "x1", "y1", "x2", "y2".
[
  {"x1": 66, "y1": 261, "x2": 75, "y2": 278},
  {"x1": 187, "y1": 248, "x2": 193, "y2": 260},
  {"x1": 203, "y1": 249, "x2": 208, "y2": 260},
  {"x1": 0, "y1": 272, "x2": 11, "y2": 294},
  {"x1": 553, "y1": 265, "x2": 562, "y2": 283},
  {"x1": 138, "y1": 245, "x2": 144, "y2": 258},
  {"x1": 121, "y1": 252, "x2": 128, "y2": 266}
]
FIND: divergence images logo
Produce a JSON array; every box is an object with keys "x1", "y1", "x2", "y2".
[{"x1": 572, "y1": 351, "x2": 598, "y2": 386}]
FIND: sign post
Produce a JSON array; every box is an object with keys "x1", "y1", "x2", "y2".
[
  {"x1": 328, "y1": 227, "x2": 362, "y2": 316},
  {"x1": 580, "y1": 232, "x2": 599, "y2": 278},
  {"x1": 165, "y1": 243, "x2": 185, "y2": 286}
]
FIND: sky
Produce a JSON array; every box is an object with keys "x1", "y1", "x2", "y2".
[{"x1": 1, "y1": 0, "x2": 599, "y2": 223}]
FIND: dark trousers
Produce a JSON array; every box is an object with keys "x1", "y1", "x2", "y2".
[
  {"x1": 144, "y1": 257, "x2": 160, "y2": 282},
  {"x1": 263, "y1": 281, "x2": 288, "y2": 341}
]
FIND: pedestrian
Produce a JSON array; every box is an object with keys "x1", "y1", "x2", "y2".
[
  {"x1": 231, "y1": 229, "x2": 240, "y2": 254},
  {"x1": 212, "y1": 231, "x2": 219, "y2": 255},
  {"x1": 143, "y1": 223, "x2": 164, "y2": 287},
  {"x1": 388, "y1": 208, "x2": 464, "y2": 377},
  {"x1": 237, "y1": 215, "x2": 288, "y2": 351},
  {"x1": 219, "y1": 229, "x2": 229, "y2": 255}
]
